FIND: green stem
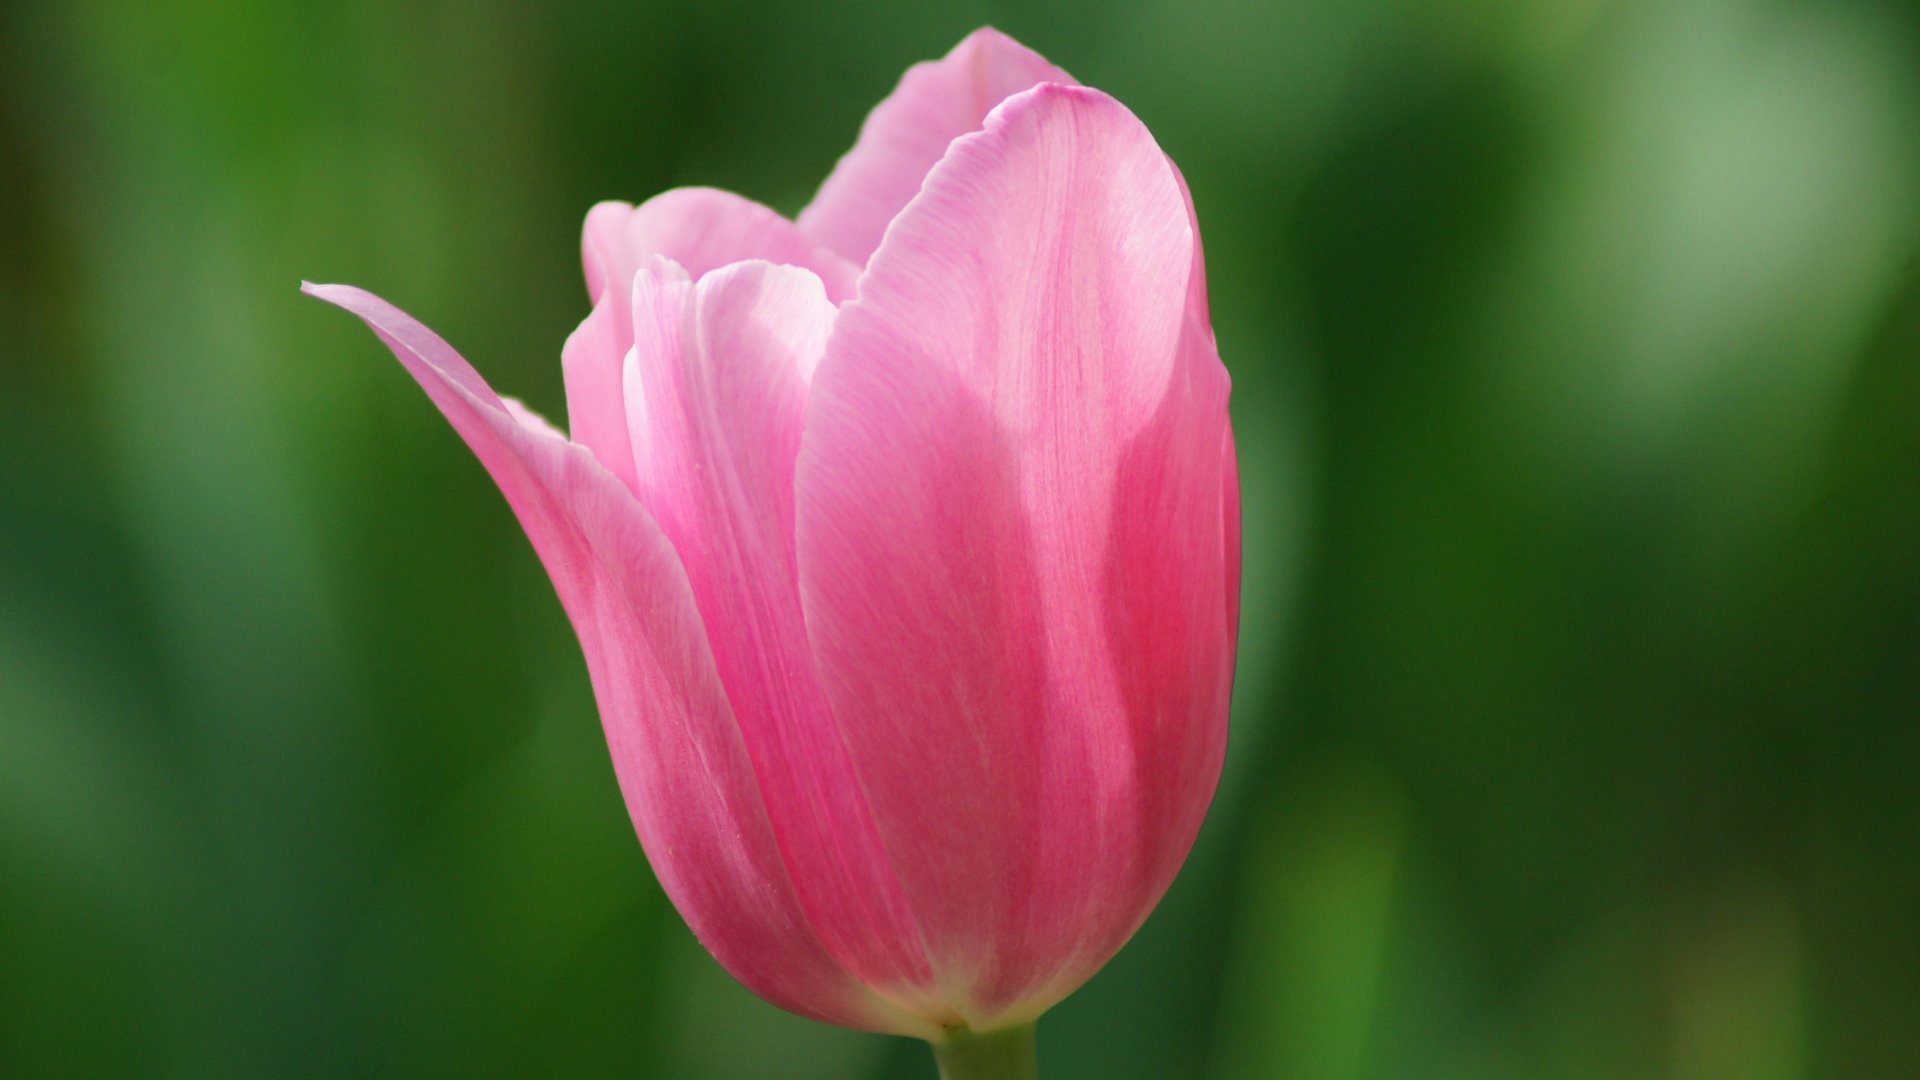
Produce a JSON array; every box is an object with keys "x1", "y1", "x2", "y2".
[{"x1": 931, "y1": 1023, "x2": 1039, "y2": 1080}]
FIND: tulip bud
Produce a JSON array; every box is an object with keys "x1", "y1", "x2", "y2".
[{"x1": 308, "y1": 26, "x2": 1238, "y2": 1072}]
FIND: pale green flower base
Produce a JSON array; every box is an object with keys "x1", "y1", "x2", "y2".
[{"x1": 931, "y1": 1023, "x2": 1038, "y2": 1080}]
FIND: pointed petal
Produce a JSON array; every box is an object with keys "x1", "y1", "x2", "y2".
[
  {"x1": 797, "y1": 27, "x2": 1074, "y2": 268},
  {"x1": 621, "y1": 260, "x2": 941, "y2": 1014},
  {"x1": 303, "y1": 282, "x2": 937, "y2": 1037},
  {"x1": 795, "y1": 86, "x2": 1235, "y2": 1022}
]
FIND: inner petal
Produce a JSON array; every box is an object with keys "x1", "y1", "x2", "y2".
[
  {"x1": 621, "y1": 257, "x2": 943, "y2": 1014},
  {"x1": 564, "y1": 191, "x2": 861, "y2": 497}
]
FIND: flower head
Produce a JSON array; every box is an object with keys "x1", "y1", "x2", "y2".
[{"x1": 308, "y1": 27, "x2": 1238, "y2": 1038}]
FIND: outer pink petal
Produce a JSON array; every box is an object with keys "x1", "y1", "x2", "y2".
[
  {"x1": 618, "y1": 260, "x2": 941, "y2": 1014},
  {"x1": 1222, "y1": 424, "x2": 1242, "y2": 641},
  {"x1": 1167, "y1": 157, "x2": 1214, "y2": 333},
  {"x1": 794, "y1": 86, "x2": 1235, "y2": 1024},
  {"x1": 796, "y1": 27, "x2": 1074, "y2": 268},
  {"x1": 303, "y1": 282, "x2": 938, "y2": 1038}
]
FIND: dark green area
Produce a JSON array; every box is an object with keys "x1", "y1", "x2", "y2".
[{"x1": 3, "y1": 0, "x2": 1917, "y2": 1076}]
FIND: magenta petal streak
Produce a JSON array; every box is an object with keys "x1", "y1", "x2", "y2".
[{"x1": 309, "y1": 25, "x2": 1237, "y2": 1038}]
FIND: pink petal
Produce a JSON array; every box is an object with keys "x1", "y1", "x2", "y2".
[
  {"x1": 303, "y1": 282, "x2": 937, "y2": 1038},
  {"x1": 1167, "y1": 157, "x2": 1214, "y2": 332},
  {"x1": 582, "y1": 199, "x2": 637, "y2": 307},
  {"x1": 1221, "y1": 424, "x2": 1242, "y2": 641},
  {"x1": 629, "y1": 188, "x2": 860, "y2": 304},
  {"x1": 794, "y1": 86, "x2": 1235, "y2": 1023},
  {"x1": 562, "y1": 202, "x2": 645, "y2": 494},
  {"x1": 619, "y1": 260, "x2": 942, "y2": 1016},
  {"x1": 566, "y1": 191, "x2": 860, "y2": 497},
  {"x1": 797, "y1": 27, "x2": 1074, "y2": 268}
]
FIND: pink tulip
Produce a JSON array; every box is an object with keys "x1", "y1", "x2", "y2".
[{"x1": 309, "y1": 26, "x2": 1238, "y2": 1049}]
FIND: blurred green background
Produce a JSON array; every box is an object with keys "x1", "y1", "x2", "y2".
[{"x1": 3, "y1": 0, "x2": 1918, "y2": 1076}]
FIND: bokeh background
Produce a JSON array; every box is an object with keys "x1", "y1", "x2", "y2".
[{"x1": 3, "y1": 0, "x2": 1918, "y2": 1076}]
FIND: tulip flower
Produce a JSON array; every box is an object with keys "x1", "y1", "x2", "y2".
[{"x1": 308, "y1": 27, "x2": 1237, "y2": 1078}]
